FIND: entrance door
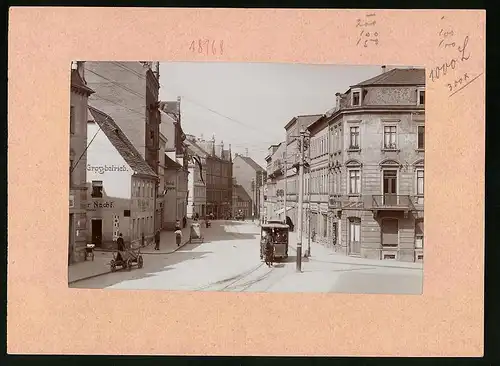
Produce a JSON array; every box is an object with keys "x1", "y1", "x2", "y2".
[
  {"x1": 381, "y1": 218, "x2": 398, "y2": 260},
  {"x1": 383, "y1": 170, "x2": 397, "y2": 205},
  {"x1": 348, "y1": 217, "x2": 361, "y2": 255},
  {"x1": 91, "y1": 219, "x2": 102, "y2": 247}
]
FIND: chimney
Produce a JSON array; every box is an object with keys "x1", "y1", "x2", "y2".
[
  {"x1": 335, "y1": 92, "x2": 341, "y2": 110},
  {"x1": 381, "y1": 65, "x2": 386, "y2": 73}
]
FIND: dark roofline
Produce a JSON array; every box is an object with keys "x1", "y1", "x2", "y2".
[
  {"x1": 305, "y1": 114, "x2": 327, "y2": 132},
  {"x1": 71, "y1": 69, "x2": 95, "y2": 96},
  {"x1": 350, "y1": 68, "x2": 426, "y2": 88}
]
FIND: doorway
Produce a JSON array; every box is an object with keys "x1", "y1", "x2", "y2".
[
  {"x1": 348, "y1": 217, "x2": 361, "y2": 256},
  {"x1": 91, "y1": 219, "x2": 102, "y2": 247},
  {"x1": 383, "y1": 170, "x2": 398, "y2": 205}
]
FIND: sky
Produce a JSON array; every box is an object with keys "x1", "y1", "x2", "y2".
[{"x1": 159, "y1": 62, "x2": 382, "y2": 168}]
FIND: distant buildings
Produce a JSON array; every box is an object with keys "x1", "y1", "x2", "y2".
[
  {"x1": 232, "y1": 154, "x2": 266, "y2": 219},
  {"x1": 232, "y1": 178, "x2": 252, "y2": 219},
  {"x1": 185, "y1": 135, "x2": 209, "y2": 218},
  {"x1": 265, "y1": 67, "x2": 425, "y2": 263}
]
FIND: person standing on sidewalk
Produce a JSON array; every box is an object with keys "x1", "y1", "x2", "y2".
[{"x1": 154, "y1": 229, "x2": 161, "y2": 251}]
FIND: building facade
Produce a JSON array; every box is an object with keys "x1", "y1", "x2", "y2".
[
  {"x1": 185, "y1": 135, "x2": 209, "y2": 218},
  {"x1": 159, "y1": 101, "x2": 190, "y2": 229},
  {"x1": 86, "y1": 106, "x2": 158, "y2": 249},
  {"x1": 198, "y1": 136, "x2": 233, "y2": 219},
  {"x1": 69, "y1": 63, "x2": 94, "y2": 263},
  {"x1": 265, "y1": 142, "x2": 287, "y2": 222},
  {"x1": 306, "y1": 67, "x2": 425, "y2": 262},
  {"x1": 232, "y1": 154, "x2": 266, "y2": 219},
  {"x1": 283, "y1": 115, "x2": 324, "y2": 230}
]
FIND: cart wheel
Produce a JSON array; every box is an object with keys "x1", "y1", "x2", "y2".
[
  {"x1": 126, "y1": 259, "x2": 132, "y2": 271},
  {"x1": 110, "y1": 260, "x2": 116, "y2": 272},
  {"x1": 138, "y1": 256, "x2": 143, "y2": 269}
]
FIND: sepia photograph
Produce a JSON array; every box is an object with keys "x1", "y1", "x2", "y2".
[{"x1": 68, "y1": 61, "x2": 425, "y2": 294}]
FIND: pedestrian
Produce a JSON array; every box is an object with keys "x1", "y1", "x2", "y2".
[
  {"x1": 183, "y1": 216, "x2": 187, "y2": 228},
  {"x1": 175, "y1": 227, "x2": 182, "y2": 247},
  {"x1": 141, "y1": 232, "x2": 145, "y2": 247},
  {"x1": 175, "y1": 220, "x2": 181, "y2": 231},
  {"x1": 311, "y1": 228, "x2": 316, "y2": 242},
  {"x1": 117, "y1": 233, "x2": 125, "y2": 251},
  {"x1": 154, "y1": 229, "x2": 161, "y2": 251}
]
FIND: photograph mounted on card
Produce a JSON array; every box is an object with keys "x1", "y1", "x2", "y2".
[{"x1": 7, "y1": 8, "x2": 485, "y2": 357}]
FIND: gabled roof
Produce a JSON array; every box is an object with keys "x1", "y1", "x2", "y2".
[
  {"x1": 235, "y1": 155, "x2": 265, "y2": 172},
  {"x1": 71, "y1": 69, "x2": 94, "y2": 96},
  {"x1": 284, "y1": 114, "x2": 323, "y2": 131},
  {"x1": 234, "y1": 184, "x2": 252, "y2": 202},
  {"x1": 185, "y1": 138, "x2": 210, "y2": 158},
  {"x1": 164, "y1": 153, "x2": 182, "y2": 169},
  {"x1": 88, "y1": 106, "x2": 157, "y2": 178},
  {"x1": 352, "y1": 68, "x2": 425, "y2": 87}
]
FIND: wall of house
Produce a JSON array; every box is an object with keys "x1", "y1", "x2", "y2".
[
  {"x1": 163, "y1": 167, "x2": 178, "y2": 230},
  {"x1": 232, "y1": 155, "x2": 255, "y2": 207},
  {"x1": 130, "y1": 175, "x2": 156, "y2": 245},
  {"x1": 86, "y1": 122, "x2": 133, "y2": 199},
  {"x1": 69, "y1": 89, "x2": 90, "y2": 262},
  {"x1": 85, "y1": 61, "x2": 147, "y2": 159}
]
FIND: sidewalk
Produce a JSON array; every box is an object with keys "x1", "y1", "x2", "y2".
[
  {"x1": 68, "y1": 222, "x2": 193, "y2": 284},
  {"x1": 287, "y1": 236, "x2": 423, "y2": 270}
]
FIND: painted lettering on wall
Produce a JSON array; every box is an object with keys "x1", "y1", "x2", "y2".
[
  {"x1": 87, "y1": 164, "x2": 128, "y2": 174},
  {"x1": 88, "y1": 201, "x2": 115, "y2": 210}
]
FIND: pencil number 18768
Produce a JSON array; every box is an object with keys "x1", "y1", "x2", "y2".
[{"x1": 189, "y1": 39, "x2": 224, "y2": 55}]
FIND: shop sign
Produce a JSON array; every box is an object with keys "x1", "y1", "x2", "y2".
[
  {"x1": 87, "y1": 164, "x2": 128, "y2": 174},
  {"x1": 87, "y1": 200, "x2": 115, "y2": 211}
]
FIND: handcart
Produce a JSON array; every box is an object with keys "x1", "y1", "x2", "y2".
[
  {"x1": 189, "y1": 222, "x2": 204, "y2": 243},
  {"x1": 84, "y1": 243, "x2": 95, "y2": 261},
  {"x1": 110, "y1": 246, "x2": 144, "y2": 272}
]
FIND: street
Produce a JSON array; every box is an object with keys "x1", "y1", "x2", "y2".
[{"x1": 70, "y1": 221, "x2": 423, "y2": 294}]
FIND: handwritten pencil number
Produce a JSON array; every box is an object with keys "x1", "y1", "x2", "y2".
[{"x1": 190, "y1": 39, "x2": 224, "y2": 55}]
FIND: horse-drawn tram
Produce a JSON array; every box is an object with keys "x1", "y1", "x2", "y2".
[{"x1": 260, "y1": 223, "x2": 289, "y2": 261}]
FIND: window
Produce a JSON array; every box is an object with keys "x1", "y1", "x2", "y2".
[
  {"x1": 418, "y1": 89, "x2": 425, "y2": 105},
  {"x1": 70, "y1": 106, "x2": 75, "y2": 134},
  {"x1": 384, "y1": 126, "x2": 397, "y2": 149},
  {"x1": 416, "y1": 169, "x2": 424, "y2": 204},
  {"x1": 91, "y1": 180, "x2": 103, "y2": 198},
  {"x1": 415, "y1": 219, "x2": 424, "y2": 249},
  {"x1": 417, "y1": 126, "x2": 425, "y2": 150},
  {"x1": 349, "y1": 170, "x2": 361, "y2": 194},
  {"x1": 382, "y1": 218, "x2": 399, "y2": 247},
  {"x1": 349, "y1": 126, "x2": 360, "y2": 149},
  {"x1": 352, "y1": 90, "x2": 361, "y2": 106},
  {"x1": 349, "y1": 217, "x2": 361, "y2": 246}
]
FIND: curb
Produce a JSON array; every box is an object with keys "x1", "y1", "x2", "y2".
[{"x1": 68, "y1": 239, "x2": 191, "y2": 285}]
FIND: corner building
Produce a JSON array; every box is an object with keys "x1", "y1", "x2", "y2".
[{"x1": 307, "y1": 67, "x2": 425, "y2": 262}]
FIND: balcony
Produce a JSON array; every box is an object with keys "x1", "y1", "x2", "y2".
[{"x1": 371, "y1": 195, "x2": 415, "y2": 218}]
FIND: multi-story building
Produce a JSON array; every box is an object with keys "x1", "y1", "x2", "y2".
[
  {"x1": 184, "y1": 134, "x2": 209, "y2": 218},
  {"x1": 159, "y1": 99, "x2": 190, "y2": 229},
  {"x1": 197, "y1": 136, "x2": 233, "y2": 219},
  {"x1": 84, "y1": 61, "x2": 162, "y2": 229},
  {"x1": 69, "y1": 63, "x2": 94, "y2": 263},
  {"x1": 232, "y1": 154, "x2": 266, "y2": 219},
  {"x1": 283, "y1": 115, "x2": 324, "y2": 230},
  {"x1": 265, "y1": 142, "x2": 288, "y2": 222},
  {"x1": 306, "y1": 66, "x2": 425, "y2": 262},
  {"x1": 86, "y1": 106, "x2": 158, "y2": 249}
]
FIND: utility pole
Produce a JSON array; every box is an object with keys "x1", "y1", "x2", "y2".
[
  {"x1": 283, "y1": 135, "x2": 288, "y2": 223},
  {"x1": 296, "y1": 128, "x2": 307, "y2": 272},
  {"x1": 305, "y1": 136, "x2": 312, "y2": 258}
]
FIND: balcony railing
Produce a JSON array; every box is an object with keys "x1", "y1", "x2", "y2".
[{"x1": 372, "y1": 195, "x2": 415, "y2": 210}]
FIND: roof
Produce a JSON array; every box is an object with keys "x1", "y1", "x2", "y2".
[
  {"x1": 236, "y1": 155, "x2": 265, "y2": 172},
  {"x1": 185, "y1": 138, "x2": 210, "y2": 158},
  {"x1": 71, "y1": 69, "x2": 94, "y2": 95},
  {"x1": 352, "y1": 68, "x2": 425, "y2": 87},
  {"x1": 87, "y1": 106, "x2": 157, "y2": 178},
  {"x1": 164, "y1": 153, "x2": 182, "y2": 169},
  {"x1": 285, "y1": 114, "x2": 323, "y2": 132},
  {"x1": 159, "y1": 100, "x2": 179, "y2": 120},
  {"x1": 234, "y1": 184, "x2": 252, "y2": 202}
]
